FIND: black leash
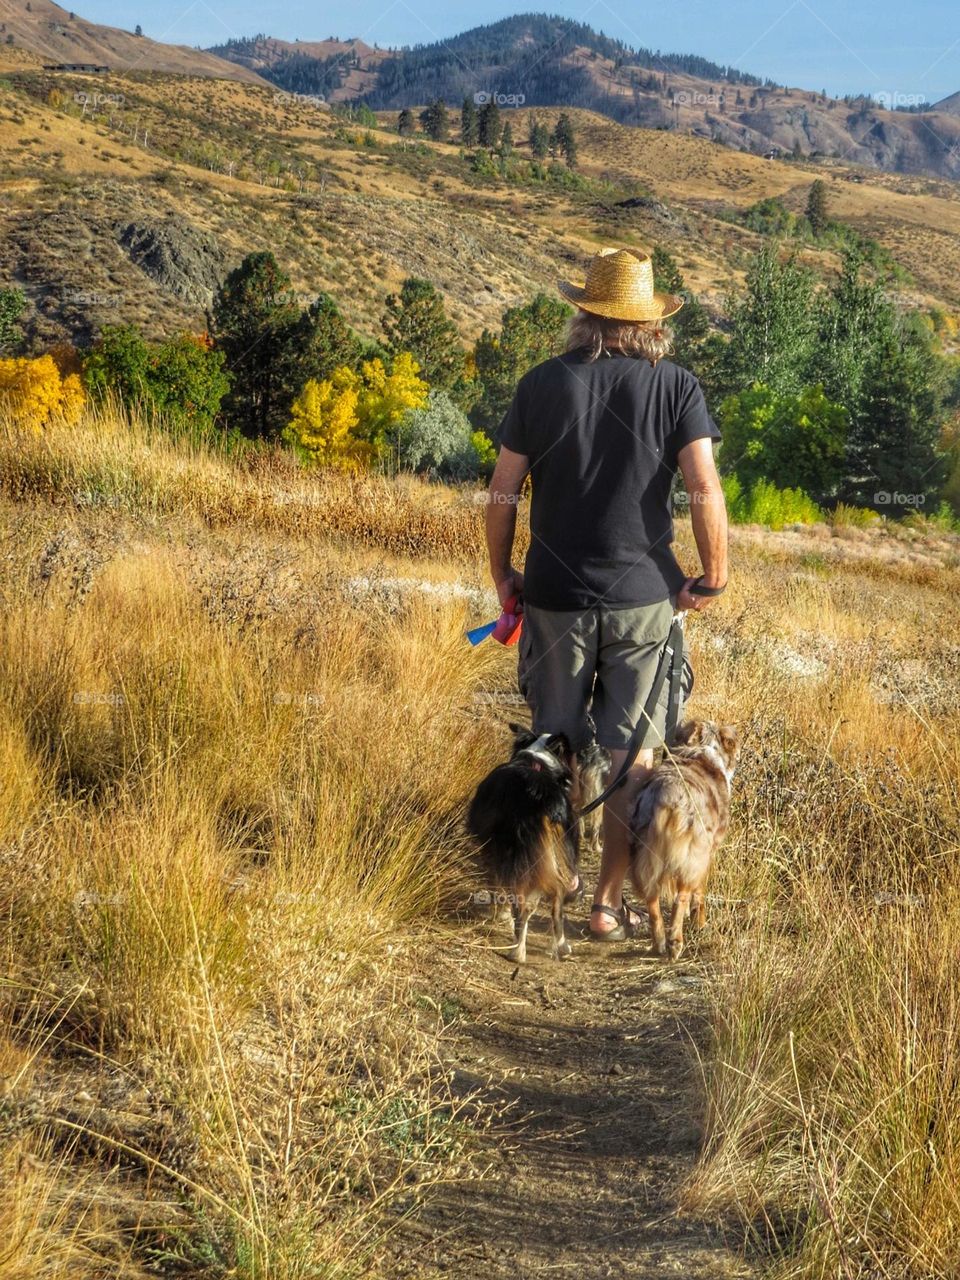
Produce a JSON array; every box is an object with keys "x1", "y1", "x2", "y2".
[{"x1": 579, "y1": 612, "x2": 686, "y2": 817}]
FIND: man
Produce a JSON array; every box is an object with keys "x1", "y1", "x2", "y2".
[{"x1": 486, "y1": 246, "x2": 728, "y2": 940}]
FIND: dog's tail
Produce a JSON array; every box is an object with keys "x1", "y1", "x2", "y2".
[
  {"x1": 631, "y1": 798, "x2": 690, "y2": 898},
  {"x1": 476, "y1": 814, "x2": 573, "y2": 899}
]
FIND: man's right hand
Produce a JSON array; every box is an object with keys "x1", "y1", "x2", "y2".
[{"x1": 495, "y1": 568, "x2": 524, "y2": 609}]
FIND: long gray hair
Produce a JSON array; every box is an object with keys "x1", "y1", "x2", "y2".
[{"x1": 565, "y1": 310, "x2": 674, "y2": 365}]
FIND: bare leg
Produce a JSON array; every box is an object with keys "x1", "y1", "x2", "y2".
[
  {"x1": 667, "y1": 889, "x2": 692, "y2": 960},
  {"x1": 647, "y1": 893, "x2": 667, "y2": 955},
  {"x1": 591, "y1": 747, "x2": 654, "y2": 935}
]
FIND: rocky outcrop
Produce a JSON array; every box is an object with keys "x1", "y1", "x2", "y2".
[{"x1": 116, "y1": 219, "x2": 225, "y2": 306}]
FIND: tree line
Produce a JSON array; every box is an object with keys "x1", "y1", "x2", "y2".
[
  {"x1": 407, "y1": 99, "x2": 577, "y2": 167},
  {"x1": 2, "y1": 240, "x2": 956, "y2": 517}
]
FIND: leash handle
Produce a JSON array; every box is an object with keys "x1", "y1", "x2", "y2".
[
  {"x1": 579, "y1": 613, "x2": 685, "y2": 817},
  {"x1": 688, "y1": 575, "x2": 726, "y2": 597}
]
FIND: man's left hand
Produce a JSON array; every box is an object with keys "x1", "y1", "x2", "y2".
[{"x1": 677, "y1": 577, "x2": 720, "y2": 612}]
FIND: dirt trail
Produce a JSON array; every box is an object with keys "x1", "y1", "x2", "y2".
[{"x1": 388, "y1": 857, "x2": 755, "y2": 1280}]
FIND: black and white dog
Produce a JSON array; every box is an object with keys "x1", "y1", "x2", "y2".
[{"x1": 467, "y1": 726, "x2": 608, "y2": 962}]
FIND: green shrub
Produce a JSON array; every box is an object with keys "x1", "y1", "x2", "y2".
[
  {"x1": 723, "y1": 475, "x2": 824, "y2": 529},
  {"x1": 903, "y1": 501, "x2": 960, "y2": 534},
  {"x1": 830, "y1": 502, "x2": 881, "y2": 529},
  {"x1": 394, "y1": 390, "x2": 489, "y2": 480},
  {"x1": 83, "y1": 325, "x2": 228, "y2": 434},
  {"x1": 718, "y1": 382, "x2": 847, "y2": 501}
]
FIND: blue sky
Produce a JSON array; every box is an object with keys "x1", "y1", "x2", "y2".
[{"x1": 79, "y1": 0, "x2": 960, "y2": 102}]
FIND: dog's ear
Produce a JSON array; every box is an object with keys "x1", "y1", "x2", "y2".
[
  {"x1": 508, "y1": 722, "x2": 536, "y2": 750},
  {"x1": 674, "y1": 720, "x2": 704, "y2": 746},
  {"x1": 718, "y1": 724, "x2": 740, "y2": 758},
  {"x1": 546, "y1": 732, "x2": 570, "y2": 759}
]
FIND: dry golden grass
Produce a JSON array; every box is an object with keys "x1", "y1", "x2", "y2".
[
  {"x1": 1, "y1": 405, "x2": 959, "y2": 1275},
  {"x1": 681, "y1": 547, "x2": 960, "y2": 1278},
  {"x1": 0, "y1": 412, "x2": 508, "y2": 1274}
]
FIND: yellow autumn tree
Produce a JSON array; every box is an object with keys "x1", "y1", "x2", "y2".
[
  {"x1": 0, "y1": 355, "x2": 85, "y2": 429},
  {"x1": 356, "y1": 352, "x2": 429, "y2": 450},
  {"x1": 283, "y1": 368, "x2": 365, "y2": 471},
  {"x1": 285, "y1": 352, "x2": 428, "y2": 469}
]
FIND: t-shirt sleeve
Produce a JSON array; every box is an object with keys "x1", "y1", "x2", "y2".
[
  {"x1": 668, "y1": 371, "x2": 721, "y2": 463},
  {"x1": 495, "y1": 377, "x2": 532, "y2": 456}
]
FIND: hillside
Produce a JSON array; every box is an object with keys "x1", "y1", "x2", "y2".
[
  {"x1": 205, "y1": 34, "x2": 390, "y2": 99},
  {"x1": 210, "y1": 14, "x2": 960, "y2": 181},
  {"x1": 2, "y1": 67, "x2": 960, "y2": 357},
  {"x1": 0, "y1": 0, "x2": 267, "y2": 82}
]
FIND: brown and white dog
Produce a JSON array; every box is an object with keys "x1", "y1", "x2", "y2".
[{"x1": 628, "y1": 720, "x2": 739, "y2": 960}]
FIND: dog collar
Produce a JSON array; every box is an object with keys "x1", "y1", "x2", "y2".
[{"x1": 520, "y1": 733, "x2": 564, "y2": 773}]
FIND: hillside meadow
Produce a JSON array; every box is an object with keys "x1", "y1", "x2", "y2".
[
  {"x1": 3, "y1": 67, "x2": 960, "y2": 354},
  {"x1": 0, "y1": 406, "x2": 958, "y2": 1277}
]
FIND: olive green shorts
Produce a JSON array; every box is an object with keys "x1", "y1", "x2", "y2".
[{"x1": 517, "y1": 598, "x2": 692, "y2": 752}]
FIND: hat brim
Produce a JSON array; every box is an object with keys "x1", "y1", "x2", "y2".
[{"x1": 557, "y1": 279, "x2": 684, "y2": 321}]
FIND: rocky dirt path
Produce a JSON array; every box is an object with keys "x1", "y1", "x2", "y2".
[{"x1": 387, "y1": 864, "x2": 755, "y2": 1280}]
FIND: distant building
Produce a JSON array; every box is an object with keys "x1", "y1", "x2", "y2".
[{"x1": 43, "y1": 62, "x2": 110, "y2": 73}]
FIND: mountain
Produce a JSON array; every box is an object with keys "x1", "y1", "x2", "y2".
[
  {"x1": 209, "y1": 14, "x2": 960, "y2": 182},
  {"x1": 932, "y1": 91, "x2": 960, "y2": 116},
  {"x1": 0, "y1": 0, "x2": 267, "y2": 82},
  {"x1": 205, "y1": 34, "x2": 390, "y2": 99}
]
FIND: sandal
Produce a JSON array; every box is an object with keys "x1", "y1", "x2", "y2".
[{"x1": 589, "y1": 900, "x2": 642, "y2": 942}]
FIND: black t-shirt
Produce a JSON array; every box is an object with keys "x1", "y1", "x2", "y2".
[{"x1": 496, "y1": 351, "x2": 721, "y2": 610}]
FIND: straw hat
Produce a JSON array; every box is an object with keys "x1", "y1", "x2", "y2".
[{"x1": 558, "y1": 247, "x2": 684, "y2": 321}]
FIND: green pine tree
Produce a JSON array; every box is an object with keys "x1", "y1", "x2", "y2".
[
  {"x1": 397, "y1": 108, "x2": 415, "y2": 136},
  {"x1": 650, "y1": 246, "x2": 710, "y2": 371},
  {"x1": 382, "y1": 277, "x2": 466, "y2": 395},
  {"x1": 847, "y1": 322, "x2": 947, "y2": 508},
  {"x1": 419, "y1": 99, "x2": 448, "y2": 142},
  {"x1": 460, "y1": 95, "x2": 478, "y2": 145},
  {"x1": 551, "y1": 112, "x2": 577, "y2": 168},
  {"x1": 806, "y1": 178, "x2": 829, "y2": 236},
  {"x1": 708, "y1": 244, "x2": 817, "y2": 403},
  {"x1": 296, "y1": 294, "x2": 362, "y2": 384},
  {"x1": 211, "y1": 252, "x2": 302, "y2": 438},
  {"x1": 528, "y1": 118, "x2": 550, "y2": 160},
  {"x1": 0, "y1": 286, "x2": 25, "y2": 354},
  {"x1": 472, "y1": 293, "x2": 572, "y2": 432},
  {"x1": 812, "y1": 246, "x2": 893, "y2": 421},
  {"x1": 478, "y1": 100, "x2": 502, "y2": 149}
]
